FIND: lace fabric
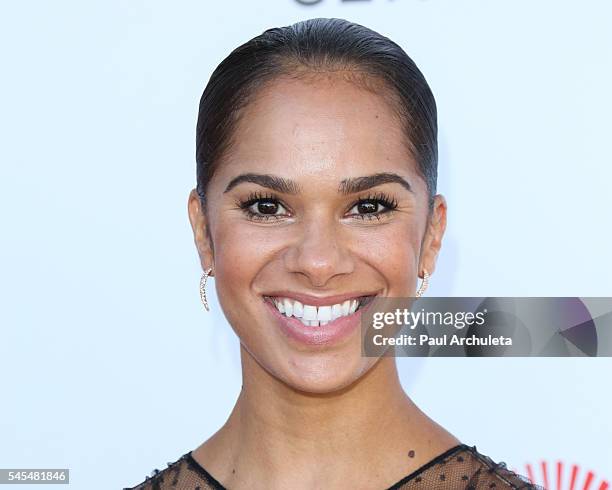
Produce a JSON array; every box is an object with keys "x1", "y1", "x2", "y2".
[{"x1": 124, "y1": 444, "x2": 544, "y2": 489}]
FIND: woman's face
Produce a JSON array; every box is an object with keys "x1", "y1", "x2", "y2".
[{"x1": 189, "y1": 74, "x2": 447, "y2": 394}]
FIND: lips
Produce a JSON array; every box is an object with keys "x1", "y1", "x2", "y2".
[
  {"x1": 262, "y1": 292, "x2": 379, "y2": 346},
  {"x1": 261, "y1": 290, "x2": 379, "y2": 308},
  {"x1": 265, "y1": 294, "x2": 376, "y2": 326}
]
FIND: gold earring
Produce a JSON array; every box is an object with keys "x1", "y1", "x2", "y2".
[
  {"x1": 199, "y1": 267, "x2": 213, "y2": 312},
  {"x1": 415, "y1": 269, "x2": 429, "y2": 298}
]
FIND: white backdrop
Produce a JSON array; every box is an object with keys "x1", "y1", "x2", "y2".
[{"x1": 0, "y1": 1, "x2": 610, "y2": 488}]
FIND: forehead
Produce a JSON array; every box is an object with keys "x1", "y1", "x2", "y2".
[{"x1": 214, "y1": 74, "x2": 418, "y2": 187}]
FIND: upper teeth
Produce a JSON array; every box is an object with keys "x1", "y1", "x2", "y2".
[{"x1": 270, "y1": 297, "x2": 361, "y2": 327}]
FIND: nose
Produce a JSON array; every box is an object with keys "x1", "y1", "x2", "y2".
[{"x1": 283, "y1": 215, "x2": 355, "y2": 288}]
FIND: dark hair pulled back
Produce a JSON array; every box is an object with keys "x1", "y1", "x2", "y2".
[{"x1": 196, "y1": 18, "x2": 438, "y2": 213}]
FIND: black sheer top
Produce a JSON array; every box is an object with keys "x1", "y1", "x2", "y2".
[{"x1": 124, "y1": 443, "x2": 543, "y2": 489}]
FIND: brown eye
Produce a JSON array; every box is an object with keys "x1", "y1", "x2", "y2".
[
  {"x1": 346, "y1": 193, "x2": 399, "y2": 221},
  {"x1": 356, "y1": 201, "x2": 380, "y2": 214},
  {"x1": 256, "y1": 200, "x2": 279, "y2": 214},
  {"x1": 238, "y1": 194, "x2": 290, "y2": 221}
]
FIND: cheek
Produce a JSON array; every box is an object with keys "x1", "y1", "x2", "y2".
[
  {"x1": 213, "y1": 248, "x2": 263, "y2": 350},
  {"x1": 213, "y1": 222, "x2": 261, "y2": 299},
  {"x1": 212, "y1": 209, "x2": 296, "y2": 286},
  {"x1": 357, "y1": 220, "x2": 422, "y2": 293},
  {"x1": 210, "y1": 219, "x2": 277, "y2": 338}
]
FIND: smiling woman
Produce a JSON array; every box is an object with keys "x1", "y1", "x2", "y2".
[{"x1": 125, "y1": 17, "x2": 542, "y2": 490}]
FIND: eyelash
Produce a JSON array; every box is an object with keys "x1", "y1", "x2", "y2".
[{"x1": 235, "y1": 191, "x2": 399, "y2": 222}]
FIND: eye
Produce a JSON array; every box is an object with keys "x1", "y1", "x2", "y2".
[
  {"x1": 352, "y1": 201, "x2": 384, "y2": 214},
  {"x1": 237, "y1": 192, "x2": 290, "y2": 221},
  {"x1": 250, "y1": 199, "x2": 284, "y2": 215},
  {"x1": 346, "y1": 192, "x2": 398, "y2": 221}
]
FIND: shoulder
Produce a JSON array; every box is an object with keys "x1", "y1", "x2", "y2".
[
  {"x1": 122, "y1": 453, "x2": 187, "y2": 490},
  {"x1": 390, "y1": 444, "x2": 544, "y2": 490},
  {"x1": 123, "y1": 451, "x2": 223, "y2": 490},
  {"x1": 445, "y1": 444, "x2": 544, "y2": 489},
  {"x1": 463, "y1": 445, "x2": 543, "y2": 489}
]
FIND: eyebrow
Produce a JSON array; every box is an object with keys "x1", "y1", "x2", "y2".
[
  {"x1": 223, "y1": 172, "x2": 413, "y2": 195},
  {"x1": 338, "y1": 172, "x2": 413, "y2": 195}
]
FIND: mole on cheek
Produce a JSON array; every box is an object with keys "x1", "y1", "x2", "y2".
[{"x1": 408, "y1": 450, "x2": 415, "y2": 458}]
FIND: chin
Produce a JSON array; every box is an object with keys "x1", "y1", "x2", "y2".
[{"x1": 275, "y1": 351, "x2": 375, "y2": 395}]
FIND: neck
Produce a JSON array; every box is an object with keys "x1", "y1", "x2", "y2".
[
  {"x1": 194, "y1": 348, "x2": 458, "y2": 488},
  {"x1": 235, "y1": 349, "x2": 409, "y2": 451}
]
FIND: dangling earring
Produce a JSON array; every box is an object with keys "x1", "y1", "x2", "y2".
[
  {"x1": 415, "y1": 269, "x2": 429, "y2": 298},
  {"x1": 199, "y1": 267, "x2": 213, "y2": 312}
]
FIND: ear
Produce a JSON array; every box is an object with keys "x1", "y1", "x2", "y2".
[
  {"x1": 418, "y1": 194, "x2": 447, "y2": 278},
  {"x1": 187, "y1": 188, "x2": 215, "y2": 275}
]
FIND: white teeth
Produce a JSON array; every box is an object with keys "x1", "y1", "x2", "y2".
[
  {"x1": 332, "y1": 304, "x2": 343, "y2": 320},
  {"x1": 270, "y1": 295, "x2": 371, "y2": 327},
  {"x1": 341, "y1": 300, "x2": 350, "y2": 316},
  {"x1": 317, "y1": 305, "x2": 332, "y2": 322},
  {"x1": 293, "y1": 301, "x2": 303, "y2": 318},
  {"x1": 275, "y1": 299, "x2": 285, "y2": 314},
  {"x1": 296, "y1": 318, "x2": 318, "y2": 327},
  {"x1": 283, "y1": 298, "x2": 293, "y2": 317},
  {"x1": 303, "y1": 304, "x2": 317, "y2": 321}
]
